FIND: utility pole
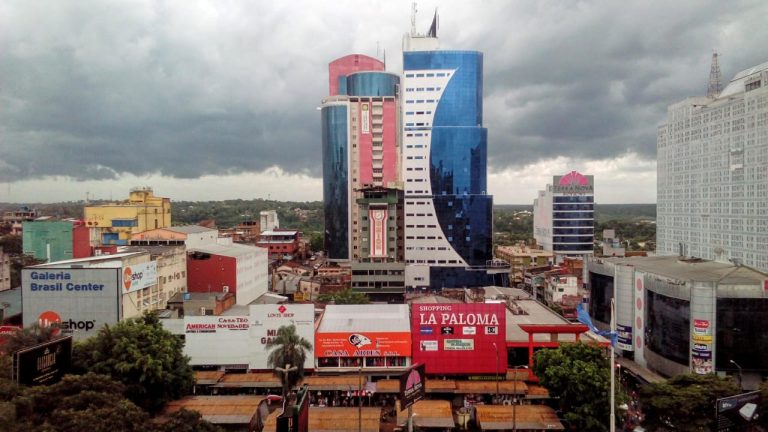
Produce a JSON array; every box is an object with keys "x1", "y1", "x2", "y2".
[
  {"x1": 730, "y1": 360, "x2": 743, "y2": 391},
  {"x1": 610, "y1": 298, "x2": 616, "y2": 432}
]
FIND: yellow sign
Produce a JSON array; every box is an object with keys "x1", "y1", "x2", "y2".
[{"x1": 692, "y1": 334, "x2": 713, "y2": 342}]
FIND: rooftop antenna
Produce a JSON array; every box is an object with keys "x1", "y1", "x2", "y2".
[
  {"x1": 410, "y1": 2, "x2": 418, "y2": 36},
  {"x1": 707, "y1": 51, "x2": 722, "y2": 98}
]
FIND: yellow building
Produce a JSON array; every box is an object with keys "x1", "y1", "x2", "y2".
[
  {"x1": 496, "y1": 244, "x2": 553, "y2": 285},
  {"x1": 84, "y1": 187, "x2": 171, "y2": 245}
]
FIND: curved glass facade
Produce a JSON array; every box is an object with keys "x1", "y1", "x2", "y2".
[
  {"x1": 589, "y1": 272, "x2": 614, "y2": 324},
  {"x1": 346, "y1": 72, "x2": 399, "y2": 97},
  {"x1": 646, "y1": 291, "x2": 690, "y2": 365},
  {"x1": 430, "y1": 128, "x2": 487, "y2": 195},
  {"x1": 433, "y1": 195, "x2": 493, "y2": 266},
  {"x1": 321, "y1": 105, "x2": 349, "y2": 260},
  {"x1": 404, "y1": 51, "x2": 483, "y2": 127}
]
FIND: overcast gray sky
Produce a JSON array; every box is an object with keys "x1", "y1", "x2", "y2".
[{"x1": 1, "y1": 0, "x2": 767, "y2": 204}]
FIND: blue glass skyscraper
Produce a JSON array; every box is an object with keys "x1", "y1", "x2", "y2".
[{"x1": 402, "y1": 36, "x2": 506, "y2": 289}]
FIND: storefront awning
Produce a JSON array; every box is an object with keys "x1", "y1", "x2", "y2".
[
  {"x1": 300, "y1": 375, "x2": 365, "y2": 391},
  {"x1": 264, "y1": 407, "x2": 381, "y2": 432},
  {"x1": 455, "y1": 380, "x2": 528, "y2": 395},
  {"x1": 397, "y1": 400, "x2": 455, "y2": 429},
  {"x1": 475, "y1": 405, "x2": 564, "y2": 430},
  {"x1": 164, "y1": 396, "x2": 269, "y2": 426},
  {"x1": 194, "y1": 371, "x2": 225, "y2": 386},
  {"x1": 213, "y1": 372, "x2": 281, "y2": 388}
]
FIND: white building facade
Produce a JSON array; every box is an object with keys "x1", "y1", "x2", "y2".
[
  {"x1": 533, "y1": 171, "x2": 595, "y2": 263},
  {"x1": 657, "y1": 61, "x2": 768, "y2": 272}
]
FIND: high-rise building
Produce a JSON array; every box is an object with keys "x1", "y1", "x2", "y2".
[
  {"x1": 533, "y1": 171, "x2": 595, "y2": 263},
  {"x1": 657, "y1": 60, "x2": 768, "y2": 272},
  {"x1": 401, "y1": 19, "x2": 506, "y2": 290},
  {"x1": 321, "y1": 54, "x2": 402, "y2": 263}
]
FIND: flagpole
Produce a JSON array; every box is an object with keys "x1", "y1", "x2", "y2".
[{"x1": 610, "y1": 298, "x2": 616, "y2": 432}]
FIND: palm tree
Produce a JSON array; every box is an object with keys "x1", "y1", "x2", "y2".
[{"x1": 266, "y1": 324, "x2": 313, "y2": 398}]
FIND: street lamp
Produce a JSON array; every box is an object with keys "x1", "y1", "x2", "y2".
[
  {"x1": 492, "y1": 343, "x2": 500, "y2": 403},
  {"x1": 358, "y1": 363, "x2": 363, "y2": 432},
  {"x1": 730, "y1": 360, "x2": 743, "y2": 391}
]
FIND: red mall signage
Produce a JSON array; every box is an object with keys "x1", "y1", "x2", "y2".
[{"x1": 411, "y1": 303, "x2": 507, "y2": 375}]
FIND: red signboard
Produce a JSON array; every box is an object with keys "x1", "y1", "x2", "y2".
[
  {"x1": 411, "y1": 303, "x2": 507, "y2": 375},
  {"x1": 315, "y1": 332, "x2": 411, "y2": 357}
]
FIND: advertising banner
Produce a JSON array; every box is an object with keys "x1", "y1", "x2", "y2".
[
  {"x1": 716, "y1": 391, "x2": 761, "y2": 431},
  {"x1": 616, "y1": 324, "x2": 633, "y2": 351},
  {"x1": 250, "y1": 304, "x2": 315, "y2": 370},
  {"x1": 22, "y1": 268, "x2": 120, "y2": 341},
  {"x1": 399, "y1": 363, "x2": 425, "y2": 410},
  {"x1": 411, "y1": 303, "x2": 507, "y2": 375},
  {"x1": 315, "y1": 331, "x2": 411, "y2": 357},
  {"x1": 369, "y1": 208, "x2": 388, "y2": 258},
  {"x1": 122, "y1": 261, "x2": 158, "y2": 294},
  {"x1": 183, "y1": 316, "x2": 253, "y2": 367},
  {"x1": 12, "y1": 336, "x2": 72, "y2": 386},
  {"x1": 361, "y1": 103, "x2": 370, "y2": 134}
]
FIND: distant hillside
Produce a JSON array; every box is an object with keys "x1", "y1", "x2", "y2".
[{"x1": 593, "y1": 204, "x2": 656, "y2": 223}]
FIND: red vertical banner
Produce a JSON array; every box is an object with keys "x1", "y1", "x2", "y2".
[{"x1": 369, "y1": 208, "x2": 388, "y2": 258}]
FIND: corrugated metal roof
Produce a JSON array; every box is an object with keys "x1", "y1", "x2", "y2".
[
  {"x1": 261, "y1": 230, "x2": 298, "y2": 236},
  {"x1": 167, "y1": 225, "x2": 217, "y2": 234},
  {"x1": 318, "y1": 304, "x2": 411, "y2": 333},
  {"x1": 599, "y1": 255, "x2": 767, "y2": 283}
]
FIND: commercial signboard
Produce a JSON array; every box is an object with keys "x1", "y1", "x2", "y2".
[
  {"x1": 22, "y1": 268, "x2": 120, "y2": 341},
  {"x1": 182, "y1": 316, "x2": 253, "y2": 368},
  {"x1": 315, "y1": 331, "x2": 411, "y2": 357},
  {"x1": 552, "y1": 171, "x2": 594, "y2": 195},
  {"x1": 716, "y1": 391, "x2": 761, "y2": 431},
  {"x1": 411, "y1": 303, "x2": 507, "y2": 375},
  {"x1": 616, "y1": 324, "x2": 633, "y2": 351},
  {"x1": 182, "y1": 304, "x2": 315, "y2": 370},
  {"x1": 12, "y1": 336, "x2": 72, "y2": 386},
  {"x1": 121, "y1": 261, "x2": 158, "y2": 294},
  {"x1": 399, "y1": 363, "x2": 425, "y2": 410},
  {"x1": 251, "y1": 304, "x2": 315, "y2": 370}
]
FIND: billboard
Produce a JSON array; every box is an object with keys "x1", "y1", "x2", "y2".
[
  {"x1": 716, "y1": 391, "x2": 761, "y2": 431},
  {"x1": 315, "y1": 331, "x2": 411, "y2": 357},
  {"x1": 12, "y1": 336, "x2": 72, "y2": 386},
  {"x1": 182, "y1": 304, "x2": 315, "y2": 370},
  {"x1": 22, "y1": 268, "x2": 120, "y2": 341},
  {"x1": 121, "y1": 261, "x2": 158, "y2": 294},
  {"x1": 411, "y1": 303, "x2": 507, "y2": 375},
  {"x1": 399, "y1": 363, "x2": 425, "y2": 410},
  {"x1": 250, "y1": 304, "x2": 315, "y2": 370}
]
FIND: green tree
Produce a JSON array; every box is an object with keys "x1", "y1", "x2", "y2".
[
  {"x1": 639, "y1": 373, "x2": 739, "y2": 431},
  {"x1": 533, "y1": 342, "x2": 622, "y2": 432},
  {"x1": 316, "y1": 289, "x2": 369, "y2": 305},
  {"x1": 72, "y1": 312, "x2": 194, "y2": 414},
  {"x1": 1, "y1": 324, "x2": 58, "y2": 355},
  {"x1": 266, "y1": 324, "x2": 313, "y2": 398},
  {"x1": 12, "y1": 373, "x2": 149, "y2": 432},
  {"x1": 152, "y1": 408, "x2": 224, "y2": 432},
  {"x1": 309, "y1": 232, "x2": 324, "y2": 253}
]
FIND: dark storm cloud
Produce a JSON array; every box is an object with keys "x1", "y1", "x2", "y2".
[{"x1": 1, "y1": 0, "x2": 767, "y2": 183}]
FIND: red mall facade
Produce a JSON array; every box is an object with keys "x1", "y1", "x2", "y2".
[{"x1": 410, "y1": 303, "x2": 507, "y2": 376}]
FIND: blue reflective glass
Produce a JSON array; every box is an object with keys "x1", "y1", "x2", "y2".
[
  {"x1": 433, "y1": 195, "x2": 492, "y2": 266},
  {"x1": 428, "y1": 266, "x2": 503, "y2": 290},
  {"x1": 430, "y1": 128, "x2": 487, "y2": 195},
  {"x1": 553, "y1": 212, "x2": 594, "y2": 219},
  {"x1": 403, "y1": 51, "x2": 483, "y2": 126},
  {"x1": 321, "y1": 105, "x2": 349, "y2": 259},
  {"x1": 346, "y1": 72, "x2": 399, "y2": 97},
  {"x1": 554, "y1": 196, "x2": 594, "y2": 203}
]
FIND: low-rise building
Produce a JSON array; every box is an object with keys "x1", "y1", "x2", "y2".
[
  {"x1": 256, "y1": 229, "x2": 301, "y2": 260},
  {"x1": 2, "y1": 206, "x2": 39, "y2": 235},
  {"x1": 21, "y1": 252, "x2": 161, "y2": 340},
  {"x1": 495, "y1": 244, "x2": 553, "y2": 285},
  {"x1": 588, "y1": 255, "x2": 768, "y2": 381},
  {"x1": 0, "y1": 248, "x2": 11, "y2": 292},
  {"x1": 187, "y1": 243, "x2": 268, "y2": 305},
  {"x1": 131, "y1": 225, "x2": 218, "y2": 248},
  {"x1": 84, "y1": 187, "x2": 171, "y2": 246},
  {"x1": 22, "y1": 219, "x2": 91, "y2": 263}
]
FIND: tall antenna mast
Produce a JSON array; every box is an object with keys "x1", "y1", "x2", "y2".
[
  {"x1": 707, "y1": 51, "x2": 722, "y2": 98},
  {"x1": 410, "y1": 2, "x2": 418, "y2": 36}
]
